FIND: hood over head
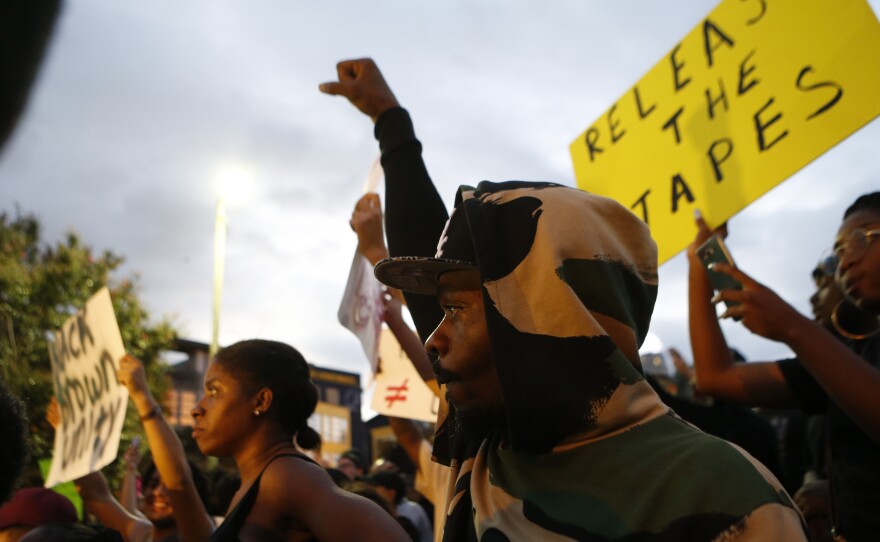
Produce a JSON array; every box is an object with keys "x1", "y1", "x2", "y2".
[{"x1": 376, "y1": 181, "x2": 663, "y2": 458}]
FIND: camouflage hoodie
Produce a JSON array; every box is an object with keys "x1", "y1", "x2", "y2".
[{"x1": 377, "y1": 181, "x2": 806, "y2": 541}]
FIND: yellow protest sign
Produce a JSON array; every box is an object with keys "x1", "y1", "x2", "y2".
[{"x1": 570, "y1": 0, "x2": 880, "y2": 263}]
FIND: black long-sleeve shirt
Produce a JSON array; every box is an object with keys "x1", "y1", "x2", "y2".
[{"x1": 374, "y1": 107, "x2": 448, "y2": 344}]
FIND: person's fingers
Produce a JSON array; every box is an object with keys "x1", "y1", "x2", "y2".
[
  {"x1": 322, "y1": 59, "x2": 374, "y2": 94},
  {"x1": 338, "y1": 58, "x2": 377, "y2": 78},
  {"x1": 364, "y1": 193, "x2": 380, "y2": 208},
  {"x1": 117, "y1": 356, "x2": 130, "y2": 379},
  {"x1": 336, "y1": 59, "x2": 361, "y2": 80},
  {"x1": 694, "y1": 211, "x2": 710, "y2": 233},
  {"x1": 355, "y1": 192, "x2": 380, "y2": 211},
  {"x1": 718, "y1": 304, "x2": 744, "y2": 320},
  {"x1": 318, "y1": 81, "x2": 346, "y2": 96},
  {"x1": 708, "y1": 262, "x2": 755, "y2": 288},
  {"x1": 712, "y1": 286, "x2": 748, "y2": 305}
]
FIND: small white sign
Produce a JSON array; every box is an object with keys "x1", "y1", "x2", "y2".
[
  {"x1": 371, "y1": 328, "x2": 439, "y2": 423},
  {"x1": 45, "y1": 287, "x2": 128, "y2": 488},
  {"x1": 338, "y1": 252, "x2": 384, "y2": 373}
]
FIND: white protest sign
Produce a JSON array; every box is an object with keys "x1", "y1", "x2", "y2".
[
  {"x1": 45, "y1": 287, "x2": 128, "y2": 488},
  {"x1": 338, "y1": 252, "x2": 384, "y2": 374},
  {"x1": 362, "y1": 155, "x2": 383, "y2": 194},
  {"x1": 371, "y1": 327, "x2": 439, "y2": 423}
]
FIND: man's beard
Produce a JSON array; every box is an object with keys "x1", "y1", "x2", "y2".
[{"x1": 450, "y1": 402, "x2": 506, "y2": 448}]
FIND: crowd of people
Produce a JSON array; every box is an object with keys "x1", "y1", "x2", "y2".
[{"x1": 2, "y1": 4, "x2": 880, "y2": 541}]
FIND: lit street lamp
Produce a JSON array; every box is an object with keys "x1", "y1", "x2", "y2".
[{"x1": 211, "y1": 165, "x2": 252, "y2": 358}]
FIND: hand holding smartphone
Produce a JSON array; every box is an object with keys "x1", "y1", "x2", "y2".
[{"x1": 696, "y1": 234, "x2": 742, "y2": 313}]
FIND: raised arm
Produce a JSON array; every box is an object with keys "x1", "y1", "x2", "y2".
[
  {"x1": 117, "y1": 355, "x2": 214, "y2": 542},
  {"x1": 714, "y1": 263, "x2": 880, "y2": 444},
  {"x1": 46, "y1": 398, "x2": 152, "y2": 542},
  {"x1": 119, "y1": 439, "x2": 146, "y2": 517},
  {"x1": 383, "y1": 292, "x2": 438, "y2": 389},
  {"x1": 687, "y1": 216, "x2": 796, "y2": 408},
  {"x1": 75, "y1": 471, "x2": 153, "y2": 542},
  {"x1": 322, "y1": 58, "x2": 448, "y2": 342},
  {"x1": 349, "y1": 192, "x2": 439, "y2": 388},
  {"x1": 350, "y1": 192, "x2": 440, "y2": 468}
]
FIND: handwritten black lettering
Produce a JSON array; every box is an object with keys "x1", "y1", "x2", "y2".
[
  {"x1": 90, "y1": 398, "x2": 122, "y2": 471},
  {"x1": 608, "y1": 104, "x2": 626, "y2": 144},
  {"x1": 585, "y1": 127, "x2": 603, "y2": 162},
  {"x1": 92, "y1": 351, "x2": 117, "y2": 404},
  {"x1": 55, "y1": 330, "x2": 71, "y2": 370},
  {"x1": 62, "y1": 414, "x2": 87, "y2": 469},
  {"x1": 703, "y1": 19, "x2": 735, "y2": 67},
  {"x1": 742, "y1": 0, "x2": 767, "y2": 25},
  {"x1": 57, "y1": 379, "x2": 76, "y2": 426},
  {"x1": 708, "y1": 139, "x2": 734, "y2": 182},
  {"x1": 662, "y1": 107, "x2": 685, "y2": 144},
  {"x1": 670, "y1": 44, "x2": 691, "y2": 91},
  {"x1": 754, "y1": 97, "x2": 789, "y2": 151},
  {"x1": 796, "y1": 66, "x2": 843, "y2": 120},
  {"x1": 671, "y1": 174, "x2": 695, "y2": 213},
  {"x1": 76, "y1": 307, "x2": 95, "y2": 358},
  {"x1": 67, "y1": 379, "x2": 87, "y2": 417},
  {"x1": 59, "y1": 380, "x2": 123, "y2": 470},
  {"x1": 706, "y1": 78, "x2": 729, "y2": 120},
  {"x1": 633, "y1": 86, "x2": 656, "y2": 119},
  {"x1": 632, "y1": 190, "x2": 651, "y2": 225},
  {"x1": 738, "y1": 50, "x2": 759, "y2": 96},
  {"x1": 67, "y1": 320, "x2": 81, "y2": 358}
]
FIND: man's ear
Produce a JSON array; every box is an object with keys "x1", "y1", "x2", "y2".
[{"x1": 254, "y1": 388, "x2": 274, "y2": 413}]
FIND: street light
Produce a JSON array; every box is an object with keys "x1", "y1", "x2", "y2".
[
  {"x1": 211, "y1": 165, "x2": 252, "y2": 358},
  {"x1": 211, "y1": 197, "x2": 226, "y2": 358}
]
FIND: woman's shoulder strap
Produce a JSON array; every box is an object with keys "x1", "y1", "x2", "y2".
[{"x1": 261, "y1": 452, "x2": 320, "y2": 473}]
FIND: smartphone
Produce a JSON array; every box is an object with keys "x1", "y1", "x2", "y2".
[{"x1": 697, "y1": 235, "x2": 742, "y2": 310}]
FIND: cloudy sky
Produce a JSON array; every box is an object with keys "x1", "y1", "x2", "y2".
[{"x1": 3, "y1": 1, "x2": 879, "y2": 389}]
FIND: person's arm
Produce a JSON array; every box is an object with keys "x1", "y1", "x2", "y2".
[
  {"x1": 262, "y1": 458, "x2": 410, "y2": 541},
  {"x1": 350, "y1": 192, "x2": 389, "y2": 266},
  {"x1": 76, "y1": 472, "x2": 153, "y2": 542},
  {"x1": 119, "y1": 439, "x2": 146, "y2": 518},
  {"x1": 383, "y1": 293, "x2": 439, "y2": 390},
  {"x1": 687, "y1": 216, "x2": 797, "y2": 408},
  {"x1": 322, "y1": 58, "x2": 447, "y2": 342},
  {"x1": 387, "y1": 417, "x2": 427, "y2": 476},
  {"x1": 117, "y1": 355, "x2": 214, "y2": 542},
  {"x1": 376, "y1": 107, "x2": 448, "y2": 343},
  {"x1": 350, "y1": 190, "x2": 439, "y2": 390},
  {"x1": 45, "y1": 399, "x2": 152, "y2": 542},
  {"x1": 350, "y1": 192, "x2": 440, "y2": 467},
  {"x1": 714, "y1": 262, "x2": 880, "y2": 443}
]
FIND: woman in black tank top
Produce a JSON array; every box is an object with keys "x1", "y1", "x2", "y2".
[{"x1": 191, "y1": 339, "x2": 408, "y2": 542}]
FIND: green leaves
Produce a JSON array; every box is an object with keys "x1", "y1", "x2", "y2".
[{"x1": 0, "y1": 209, "x2": 178, "y2": 489}]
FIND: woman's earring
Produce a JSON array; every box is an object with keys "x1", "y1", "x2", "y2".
[{"x1": 254, "y1": 409, "x2": 261, "y2": 416}]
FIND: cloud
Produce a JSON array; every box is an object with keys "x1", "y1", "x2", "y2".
[{"x1": 2, "y1": 0, "x2": 878, "y2": 383}]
